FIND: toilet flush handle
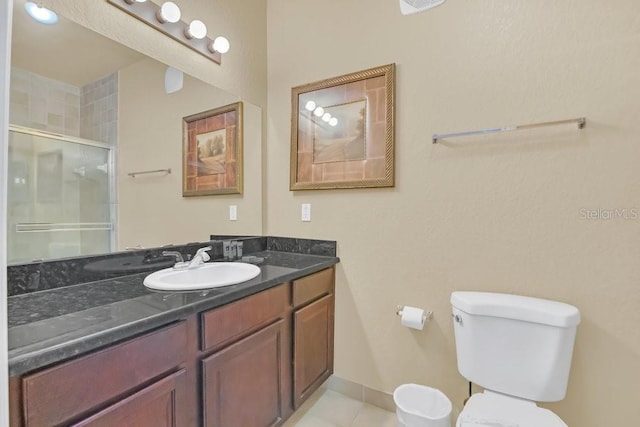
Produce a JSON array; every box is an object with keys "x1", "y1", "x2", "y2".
[{"x1": 453, "y1": 313, "x2": 463, "y2": 325}]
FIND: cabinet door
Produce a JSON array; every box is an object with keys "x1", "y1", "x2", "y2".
[
  {"x1": 22, "y1": 322, "x2": 187, "y2": 426},
  {"x1": 72, "y1": 369, "x2": 187, "y2": 427},
  {"x1": 202, "y1": 319, "x2": 290, "y2": 427},
  {"x1": 293, "y1": 294, "x2": 334, "y2": 408}
]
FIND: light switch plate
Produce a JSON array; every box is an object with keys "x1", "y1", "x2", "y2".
[
  {"x1": 301, "y1": 203, "x2": 311, "y2": 222},
  {"x1": 229, "y1": 205, "x2": 237, "y2": 221}
]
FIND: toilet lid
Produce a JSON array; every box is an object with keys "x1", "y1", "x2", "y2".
[{"x1": 457, "y1": 392, "x2": 567, "y2": 427}]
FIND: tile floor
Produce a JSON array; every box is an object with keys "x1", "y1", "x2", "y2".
[{"x1": 283, "y1": 387, "x2": 398, "y2": 427}]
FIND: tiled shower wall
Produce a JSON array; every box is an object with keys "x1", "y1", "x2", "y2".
[
  {"x1": 9, "y1": 67, "x2": 81, "y2": 137},
  {"x1": 9, "y1": 67, "x2": 118, "y2": 146},
  {"x1": 80, "y1": 73, "x2": 118, "y2": 146}
]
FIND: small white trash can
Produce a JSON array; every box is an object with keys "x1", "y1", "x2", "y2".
[{"x1": 393, "y1": 384, "x2": 452, "y2": 427}]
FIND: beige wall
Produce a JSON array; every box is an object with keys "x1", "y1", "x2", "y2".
[
  {"x1": 266, "y1": 0, "x2": 640, "y2": 425},
  {"x1": 118, "y1": 58, "x2": 262, "y2": 249}
]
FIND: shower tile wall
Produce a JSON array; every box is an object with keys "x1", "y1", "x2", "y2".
[
  {"x1": 9, "y1": 67, "x2": 81, "y2": 137},
  {"x1": 80, "y1": 73, "x2": 118, "y2": 146},
  {"x1": 9, "y1": 67, "x2": 118, "y2": 146},
  {"x1": 79, "y1": 74, "x2": 118, "y2": 254}
]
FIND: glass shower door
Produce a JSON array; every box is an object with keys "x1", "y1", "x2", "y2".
[{"x1": 7, "y1": 126, "x2": 114, "y2": 263}]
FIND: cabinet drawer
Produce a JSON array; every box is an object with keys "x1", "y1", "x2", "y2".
[
  {"x1": 201, "y1": 284, "x2": 289, "y2": 352},
  {"x1": 72, "y1": 369, "x2": 187, "y2": 427},
  {"x1": 292, "y1": 267, "x2": 334, "y2": 308},
  {"x1": 23, "y1": 322, "x2": 187, "y2": 426}
]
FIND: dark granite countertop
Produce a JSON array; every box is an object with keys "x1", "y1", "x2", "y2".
[{"x1": 8, "y1": 250, "x2": 339, "y2": 376}]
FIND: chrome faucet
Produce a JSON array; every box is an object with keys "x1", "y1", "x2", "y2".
[
  {"x1": 187, "y1": 246, "x2": 212, "y2": 269},
  {"x1": 162, "y1": 246, "x2": 211, "y2": 269},
  {"x1": 162, "y1": 250, "x2": 187, "y2": 269}
]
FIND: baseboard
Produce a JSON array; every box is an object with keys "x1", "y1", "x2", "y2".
[{"x1": 323, "y1": 375, "x2": 396, "y2": 412}]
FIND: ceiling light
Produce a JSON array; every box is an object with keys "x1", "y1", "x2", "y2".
[
  {"x1": 24, "y1": 2, "x2": 58, "y2": 25},
  {"x1": 304, "y1": 101, "x2": 316, "y2": 111},
  {"x1": 209, "y1": 36, "x2": 230, "y2": 54},
  {"x1": 329, "y1": 118, "x2": 338, "y2": 127},
  {"x1": 313, "y1": 107, "x2": 324, "y2": 117},
  {"x1": 157, "y1": 2, "x2": 181, "y2": 24},
  {"x1": 322, "y1": 113, "x2": 332, "y2": 122},
  {"x1": 185, "y1": 19, "x2": 207, "y2": 39}
]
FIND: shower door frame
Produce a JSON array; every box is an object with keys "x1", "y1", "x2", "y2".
[{"x1": 7, "y1": 125, "x2": 118, "y2": 256}]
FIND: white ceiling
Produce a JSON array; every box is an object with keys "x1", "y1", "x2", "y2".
[{"x1": 11, "y1": 0, "x2": 144, "y2": 87}]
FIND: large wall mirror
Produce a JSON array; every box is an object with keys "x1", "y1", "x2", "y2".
[{"x1": 7, "y1": 0, "x2": 263, "y2": 264}]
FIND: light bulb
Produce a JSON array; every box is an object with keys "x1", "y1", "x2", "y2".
[
  {"x1": 157, "y1": 2, "x2": 181, "y2": 24},
  {"x1": 24, "y1": 2, "x2": 58, "y2": 25},
  {"x1": 313, "y1": 107, "x2": 324, "y2": 117},
  {"x1": 185, "y1": 19, "x2": 207, "y2": 39},
  {"x1": 211, "y1": 36, "x2": 230, "y2": 54},
  {"x1": 322, "y1": 113, "x2": 331, "y2": 122},
  {"x1": 304, "y1": 101, "x2": 316, "y2": 111},
  {"x1": 329, "y1": 118, "x2": 338, "y2": 127}
]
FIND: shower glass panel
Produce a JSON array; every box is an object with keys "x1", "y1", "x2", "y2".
[{"x1": 7, "y1": 126, "x2": 114, "y2": 263}]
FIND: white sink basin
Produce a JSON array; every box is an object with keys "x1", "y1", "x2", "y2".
[{"x1": 143, "y1": 262, "x2": 261, "y2": 291}]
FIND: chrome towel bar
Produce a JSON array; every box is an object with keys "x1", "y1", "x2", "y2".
[
  {"x1": 432, "y1": 117, "x2": 586, "y2": 144},
  {"x1": 127, "y1": 168, "x2": 172, "y2": 178}
]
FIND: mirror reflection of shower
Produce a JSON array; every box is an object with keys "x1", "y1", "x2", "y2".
[
  {"x1": 7, "y1": 64, "x2": 118, "y2": 263},
  {"x1": 7, "y1": 126, "x2": 115, "y2": 263}
]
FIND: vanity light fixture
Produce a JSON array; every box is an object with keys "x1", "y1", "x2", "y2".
[
  {"x1": 108, "y1": 0, "x2": 227, "y2": 64},
  {"x1": 185, "y1": 19, "x2": 207, "y2": 39},
  {"x1": 24, "y1": 2, "x2": 58, "y2": 25},
  {"x1": 210, "y1": 36, "x2": 230, "y2": 54},
  {"x1": 157, "y1": 2, "x2": 181, "y2": 24}
]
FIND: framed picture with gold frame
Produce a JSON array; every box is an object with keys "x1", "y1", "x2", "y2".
[
  {"x1": 182, "y1": 102, "x2": 243, "y2": 196},
  {"x1": 290, "y1": 64, "x2": 395, "y2": 190}
]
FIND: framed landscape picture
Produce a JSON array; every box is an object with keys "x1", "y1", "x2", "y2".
[
  {"x1": 182, "y1": 102, "x2": 243, "y2": 196},
  {"x1": 290, "y1": 64, "x2": 395, "y2": 190}
]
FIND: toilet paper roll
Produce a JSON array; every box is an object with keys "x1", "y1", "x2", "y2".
[{"x1": 401, "y1": 306, "x2": 425, "y2": 330}]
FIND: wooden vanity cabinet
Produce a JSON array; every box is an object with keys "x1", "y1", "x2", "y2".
[
  {"x1": 202, "y1": 320, "x2": 289, "y2": 427},
  {"x1": 10, "y1": 267, "x2": 336, "y2": 427},
  {"x1": 291, "y1": 267, "x2": 335, "y2": 408},
  {"x1": 17, "y1": 322, "x2": 188, "y2": 427},
  {"x1": 71, "y1": 369, "x2": 187, "y2": 427},
  {"x1": 199, "y1": 284, "x2": 292, "y2": 427}
]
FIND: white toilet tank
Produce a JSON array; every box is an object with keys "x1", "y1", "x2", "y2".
[{"x1": 451, "y1": 291, "x2": 580, "y2": 402}]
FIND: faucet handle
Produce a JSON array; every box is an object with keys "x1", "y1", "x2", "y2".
[
  {"x1": 162, "y1": 250, "x2": 184, "y2": 264},
  {"x1": 195, "y1": 246, "x2": 212, "y2": 262}
]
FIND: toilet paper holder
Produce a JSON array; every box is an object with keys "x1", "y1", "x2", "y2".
[{"x1": 396, "y1": 305, "x2": 433, "y2": 322}]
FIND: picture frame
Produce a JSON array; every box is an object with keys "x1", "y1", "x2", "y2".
[
  {"x1": 290, "y1": 63, "x2": 395, "y2": 190},
  {"x1": 182, "y1": 102, "x2": 243, "y2": 196}
]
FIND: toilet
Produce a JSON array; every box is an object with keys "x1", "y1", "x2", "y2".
[{"x1": 450, "y1": 291, "x2": 581, "y2": 427}]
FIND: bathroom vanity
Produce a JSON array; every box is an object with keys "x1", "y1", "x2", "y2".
[{"x1": 7, "y1": 240, "x2": 338, "y2": 427}]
